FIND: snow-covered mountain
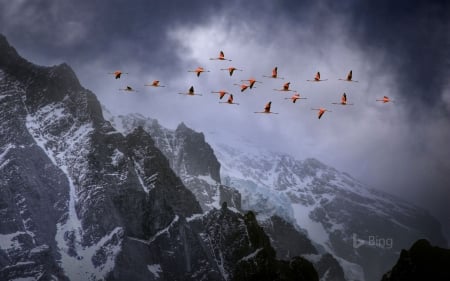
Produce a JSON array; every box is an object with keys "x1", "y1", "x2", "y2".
[
  {"x1": 104, "y1": 112, "x2": 241, "y2": 213},
  {"x1": 108, "y1": 109, "x2": 447, "y2": 280},
  {"x1": 105, "y1": 113, "x2": 348, "y2": 281},
  {"x1": 206, "y1": 135, "x2": 447, "y2": 281},
  {"x1": 106, "y1": 111, "x2": 448, "y2": 281},
  {"x1": 0, "y1": 34, "x2": 318, "y2": 281}
]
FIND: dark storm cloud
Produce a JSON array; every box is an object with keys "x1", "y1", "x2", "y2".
[
  {"x1": 236, "y1": 0, "x2": 449, "y2": 113},
  {"x1": 0, "y1": 1, "x2": 231, "y2": 71},
  {"x1": 336, "y1": 0, "x2": 449, "y2": 112}
]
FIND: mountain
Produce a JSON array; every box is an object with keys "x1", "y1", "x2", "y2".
[
  {"x1": 206, "y1": 137, "x2": 448, "y2": 281},
  {"x1": 0, "y1": 34, "x2": 317, "y2": 280},
  {"x1": 106, "y1": 110, "x2": 447, "y2": 281},
  {"x1": 381, "y1": 239, "x2": 450, "y2": 281},
  {"x1": 104, "y1": 112, "x2": 241, "y2": 213},
  {"x1": 106, "y1": 112, "x2": 347, "y2": 281}
]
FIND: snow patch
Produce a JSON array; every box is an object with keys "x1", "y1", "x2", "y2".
[
  {"x1": 292, "y1": 203, "x2": 331, "y2": 252},
  {"x1": 0, "y1": 231, "x2": 27, "y2": 249},
  {"x1": 197, "y1": 175, "x2": 219, "y2": 185},
  {"x1": 148, "y1": 215, "x2": 179, "y2": 243},
  {"x1": 0, "y1": 143, "x2": 15, "y2": 169},
  {"x1": 204, "y1": 185, "x2": 221, "y2": 210},
  {"x1": 133, "y1": 160, "x2": 148, "y2": 193},
  {"x1": 186, "y1": 213, "x2": 205, "y2": 222},
  {"x1": 111, "y1": 149, "x2": 124, "y2": 167},
  {"x1": 334, "y1": 256, "x2": 365, "y2": 281},
  {"x1": 128, "y1": 215, "x2": 179, "y2": 245},
  {"x1": 240, "y1": 248, "x2": 263, "y2": 262},
  {"x1": 147, "y1": 264, "x2": 162, "y2": 278}
]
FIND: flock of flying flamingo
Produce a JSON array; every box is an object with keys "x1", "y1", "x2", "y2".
[{"x1": 109, "y1": 51, "x2": 393, "y2": 119}]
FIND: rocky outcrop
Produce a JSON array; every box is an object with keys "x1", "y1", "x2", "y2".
[
  {"x1": 381, "y1": 239, "x2": 450, "y2": 281},
  {"x1": 105, "y1": 113, "x2": 242, "y2": 212}
]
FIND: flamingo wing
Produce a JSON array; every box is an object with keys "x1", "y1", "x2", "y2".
[
  {"x1": 264, "y1": 102, "x2": 272, "y2": 113},
  {"x1": 272, "y1": 67, "x2": 278, "y2": 78},
  {"x1": 342, "y1": 93, "x2": 347, "y2": 104},
  {"x1": 315, "y1": 72, "x2": 321, "y2": 81},
  {"x1": 228, "y1": 94, "x2": 234, "y2": 103}
]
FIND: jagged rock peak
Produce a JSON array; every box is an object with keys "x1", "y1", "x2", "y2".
[
  {"x1": 0, "y1": 33, "x2": 19, "y2": 57},
  {"x1": 0, "y1": 33, "x2": 33, "y2": 74},
  {"x1": 0, "y1": 33, "x2": 79, "y2": 82},
  {"x1": 174, "y1": 123, "x2": 221, "y2": 183},
  {"x1": 176, "y1": 121, "x2": 190, "y2": 132},
  {"x1": 46, "y1": 62, "x2": 81, "y2": 88},
  {"x1": 381, "y1": 239, "x2": 450, "y2": 281}
]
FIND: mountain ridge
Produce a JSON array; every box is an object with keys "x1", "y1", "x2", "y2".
[{"x1": 109, "y1": 112, "x2": 447, "y2": 281}]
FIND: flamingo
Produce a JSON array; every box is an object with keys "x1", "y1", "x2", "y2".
[
  {"x1": 254, "y1": 101, "x2": 279, "y2": 114},
  {"x1": 274, "y1": 82, "x2": 295, "y2": 92},
  {"x1": 220, "y1": 66, "x2": 243, "y2": 76},
  {"x1": 307, "y1": 71, "x2": 328, "y2": 82},
  {"x1": 332, "y1": 93, "x2": 353, "y2": 105},
  {"x1": 210, "y1": 51, "x2": 232, "y2": 61},
  {"x1": 338, "y1": 70, "x2": 358, "y2": 82},
  {"x1": 145, "y1": 80, "x2": 166, "y2": 87},
  {"x1": 211, "y1": 90, "x2": 230, "y2": 99},
  {"x1": 376, "y1": 96, "x2": 393, "y2": 103},
  {"x1": 219, "y1": 94, "x2": 239, "y2": 105},
  {"x1": 188, "y1": 67, "x2": 210, "y2": 77},
  {"x1": 241, "y1": 78, "x2": 262, "y2": 89},
  {"x1": 109, "y1": 70, "x2": 128, "y2": 79},
  {"x1": 234, "y1": 83, "x2": 249, "y2": 92},
  {"x1": 178, "y1": 86, "x2": 202, "y2": 96},
  {"x1": 119, "y1": 86, "x2": 138, "y2": 92},
  {"x1": 311, "y1": 107, "x2": 331, "y2": 119},
  {"x1": 263, "y1": 67, "x2": 284, "y2": 79},
  {"x1": 284, "y1": 93, "x2": 307, "y2": 103}
]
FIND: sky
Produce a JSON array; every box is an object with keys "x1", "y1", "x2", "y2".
[{"x1": 1, "y1": 0, "x2": 449, "y2": 241}]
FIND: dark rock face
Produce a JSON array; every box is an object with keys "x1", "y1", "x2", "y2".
[
  {"x1": 187, "y1": 208, "x2": 319, "y2": 281},
  {"x1": 261, "y1": 215, "x2": 317, "y2": 259},
  {"x1": 174, "y1": 122, "x2": 221, "y2": 183},
  {"x1": 219, "y1": 185, "x2": 242, "y2": 212},
  {"x1": 105, "y1": 113, "x2": 242, "y2": 212},
  {"x1": 126, "y1": 127, "x2": 202, "y2": 216},
  {"x1": 315, "y1": 254, "x2": 346, "y2": 281},
  {"x1": 381, "y1": 239, "x2": 450, "y2": 281},
  {"x1": 0, "y1": 35, "x2": 69, "y2": 280},
  {"x1": 0, "y1": 34, "x2": 201, "y2": 280},
  {"x1": 261, "y1": 216, "x2": 347, "y2": 281}
]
